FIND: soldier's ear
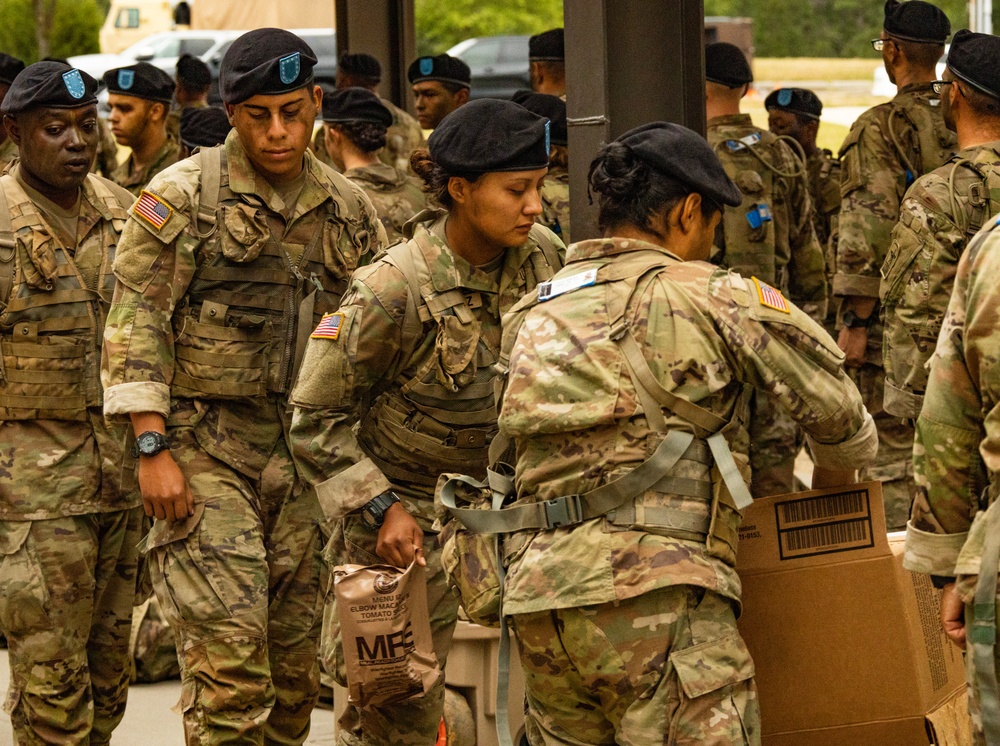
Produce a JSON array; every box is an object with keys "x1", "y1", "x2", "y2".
[{"x1": 4, "y1": 114, "x2": 20, "y2": 147}]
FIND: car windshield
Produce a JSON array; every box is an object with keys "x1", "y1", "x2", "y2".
[{"x1": 121, "y1": 34, "x2": 178, "y2": 59}]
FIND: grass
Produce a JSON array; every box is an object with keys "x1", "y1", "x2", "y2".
[{"x1": 753, "y1": 57, "x2": 881, "y2": 82}]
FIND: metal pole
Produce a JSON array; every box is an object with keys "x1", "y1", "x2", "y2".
[
  {"x1": 969, "y1": 0, "x2": 993, "y2": 33},
  {"x1": 334, "y1": 0, "x2": 417, "y2": 110}
]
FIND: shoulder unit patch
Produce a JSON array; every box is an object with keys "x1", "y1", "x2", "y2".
[
  {"x1": 752, "y1": 277, "x2": 790, "y2": 314},
  {"x1": 311, "y1": 312, "x2": 345, "y2": 340},
  {"x1": 133, "y1": 190, "x2": 173, "y2": 230}
]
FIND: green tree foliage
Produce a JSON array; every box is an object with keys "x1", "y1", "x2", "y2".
[
  {"x1": 706, "y1": 0, "x2": 968, "y2": 57},
  {"x1": 0, "y1": 0, "x2": 102, "y2": 63},
  {"x1": 415, "y1": 0, "x2": 564, "y2": 55}
]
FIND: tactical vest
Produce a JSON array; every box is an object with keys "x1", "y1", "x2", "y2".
[
  {"x1": 886, "y1": 94, "x2": 957, "y2": 186},
  {"x1": 444, "y1": 248, "x2": 754, "y2": 568},
  {"x1": 170, "y1": 147, "x2": 360, "y2": 401},
  {"x1": 0, "y1": 174, "x2": 130, "y2": 421},
  {"x1": 356, "y1": 222, "x2": 561, "y2": 490}
]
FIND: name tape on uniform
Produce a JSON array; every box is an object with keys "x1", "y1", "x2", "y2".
[
  {"x1": 311, "y1": 312, "x2": 345, "y2": 340},
  {"x1": 752, "y1": 277, "x2": 790, "y2": 314},
  {"x1": 538, "y1": 268, "x2": 598, "y2": 302}
]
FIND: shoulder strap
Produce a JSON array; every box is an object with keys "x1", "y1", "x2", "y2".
[
  {"x1": 529, "y1": 224, "x2": 562, "y2": 269},
  {"x1": 386, "y1": 241, "x2": 428, "y2": 368},
  {"x1": 195, "y1": 146, "x2": 223, "y2": 233},
  {"x1": 0, "y1": 176, "x2": 15, "y2": 309}
]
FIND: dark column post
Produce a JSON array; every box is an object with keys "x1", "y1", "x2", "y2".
[{"x1": 334, "y1": 0, "x2": 417, "y2": 110}]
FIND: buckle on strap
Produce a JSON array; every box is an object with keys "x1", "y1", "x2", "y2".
[{"x1": 543, "y1": 495, "x2": 583, "y2": 528}]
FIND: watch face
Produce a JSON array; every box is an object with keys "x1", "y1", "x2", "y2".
[{"x1": 138, "y1": 432, "x2": 163, "y2": 454}]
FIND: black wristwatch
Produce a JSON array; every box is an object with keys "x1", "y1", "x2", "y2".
[
  {"x1": 132, "y1": 431, "x2": 171, "y2": 458},
  {"x1": 361, "y1": 492, "x2": 400, "y2": 530},
  {"x1": 842, "y1": 310, "x2": 874, "y2": 329}
]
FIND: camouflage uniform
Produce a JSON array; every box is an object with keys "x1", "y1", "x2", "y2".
[
  {"x1": 498, "y1": 237, "x2": 877, "y2": 745},
  {"x1": 111, "y1": 136, "x2": 182, "y2": 197},
  {"x1": 807, "y1": 149, "x2": 841, "y2": 336},
  {"x1": 289, "y1": 208, "x2": 563, "y2": 745},
  {"x1": 93, "y1": 118, "x2": 120, "y2": 180},
  {"x1": 0, "y1": 167, "x2": 143, "y2": 745},
  {"x1": 343, "y1": 162, "x2": 426, "y2": 243},
  {"x1": 902, "y1": 217, "x2": 1000, "y2": 745},
  {"x1": 880, "y1": 143, "x2": 1000, "y2": 421},
  {"x1": 539, "y1": 163, "x2": 570, "y2": 245},
  {"x1": 707, "y1": 114, "x2": 828, "y2": 499},
  {"x1": 0, "y1": 138, "x2": 17, "y2": 172},
  {"x1": 380, "y1": 99, "x2": 425, "y2": 173},
  {"x1": 835, "y1": 82, "x2": 957, "y2": 530},
  {"x1": 102, "y1": 131, "x2": 385, "y2": 745}
]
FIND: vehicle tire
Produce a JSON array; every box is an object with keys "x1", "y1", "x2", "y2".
[{"x1": 438, "y1": 687, "x2": 476, "y2": 746}]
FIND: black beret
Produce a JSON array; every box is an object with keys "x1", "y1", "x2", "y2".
[
  {"x1": 180, "y1": 106, "x2": 232, "y2": 148},
  {"x1": 322, "y1": 87, "x2": 392, "y2": 127},
  {"x1": 529, "y1": 28, "x2": 565, "y2": 61},
  {"x1": 947, "y1": 29, "x2": 1000, "y2": 100},
  {"x1": 764, "y1": 87, "x2": 823, "y2": 120},
  {"x1": 407, "y1": 54, "x2": 471, "y2": 88},
  {"x1": 512, "y1": 91, "x2": 567, "y2": 146},
  {"x1": 883, "y1": 0, "x2": 950, "y2": 43},
  {"x1": 616, "y1": 122, "x2": 742, "y2": 208},
  {"x1": 177, "y1": 53, "x2": 211, "y2": 90},
  {"x1": 339, "y1": 53, "x2": 381, "y2": 82},
  {"x1": 2, "y1": 61, "x2": 98, "y2": 114},
  {"x1": 429, "y1": 99, "x2": 550, "y2": 174},
  {"x1": 0, "y1": 53, "x2": 25, "y2": 86},
  {"x1": 705, "y1": 42, "x2": 753, "y2": 88},
  {"x1": 104, "y1": 62, "x2": 175, "y2": 104},
  {"x1": 220, "y1": 28, "x2": 318, "y2": 105}
]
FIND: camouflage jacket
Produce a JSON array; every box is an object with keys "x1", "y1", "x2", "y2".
[
  {"x1": 0, "y1": 170, "x2": 140, "y2": 519},
  {"x1": 808, "y1": 148, "x2": 841, "y2": 251},
  {"x1": 880, "y1": 142, "x2": 1000, "y2": 420},
  {"x1": 111, "y1": 136, "x2": 182, "y2": 197},
  {"x1": 0, "y1": 138, "x2": 17, "y2": 173},
  {"x1": 290, "y1": 209, "x2": 563, "y2": 530},
  {"x1": 539, "y1": 164, "x2": 570, "y2": 245},
  {"x1": 380, "y1": 99, "x2": 425, "y2": 173},
  {"x1": 835, "y1": 82, "x2": 957, "y2": 301},
  {"x1": 903, "y1": 217, "x2": 1000, "y2": 581},
  {"x1": 102, "y1": 132, "x2": 386, "y2": 478},
  {"x1": 707, "y1": 114, "x2": 828, "y2": 324},
  {"x1": 92, "y1": 118, "x2": 120, "y2": 180},
  {"x1": 498, "y1": 237, "x2": 877, "y2": 614},
  {"x1": 344, "y1": 161, "x2": 427, "y2": 243}
]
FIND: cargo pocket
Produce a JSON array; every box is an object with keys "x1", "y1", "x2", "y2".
[
  {"x1": 338, "y1": 513, "x2": 384, "y2": 567},
  {"x1": 172, "y1": 677, "x2": 197, "y2": 716},
  {"x1": 0, "y1": 522, "x2": 53, "y2": 637},
  {"x1": 219, "y1": 204, "x2": 269, "y2": 263}
]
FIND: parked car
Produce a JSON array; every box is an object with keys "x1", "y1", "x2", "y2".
[
  {"x1": 446, "y1": 35, "x2": 531, "y2": 100},
  {"x1": 871, "y1": 45, "x2": 947, "y2": 98}
]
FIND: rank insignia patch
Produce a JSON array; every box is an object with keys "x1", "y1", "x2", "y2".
[
  {"x1": 311, "y1": 312, "x2": 345, "y2": 340},
  {"x1": 753, "y1": 277, "x2": 790, "y2": 314},
  {"x1": 134, "y1": 190, "x2": 172, "y2": 230}
]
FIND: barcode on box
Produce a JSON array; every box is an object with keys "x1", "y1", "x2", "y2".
[{"x1": 776, "y1": 488, "x2": 875, "y2": 560}]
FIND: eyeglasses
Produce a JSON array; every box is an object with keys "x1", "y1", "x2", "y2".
[
  {"x1": 931, "y1": 80, "x2": 953, "y2": 95},
  {"x1": 871, "y1": 38, "x2": 887, "y2": 51}
]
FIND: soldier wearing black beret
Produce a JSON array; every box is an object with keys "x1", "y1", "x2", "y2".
[
  {"x1": 337, "y1": 52, "x2": 381, "y2": 87},
  {"x1": 167, "y1": 54, "x2": 213, "y2": 142},
  {"x1": 407, "y1": 54, "x2": 470, "y2": 130},
  {"x1": 105, "y1": 62, "x2": 180, "y2": 196},
  {"x1": 513, "y1": 90, "x2": 572, "y2": 240},
  {"x1": 0, "y1": 52, "x2": 26, "y2": 168},
  {"x1": 529, "y1": 27, "x2": 566, "y2": 99},
  {"x1": 178, "y1": 105, "x2": 231, "y2": 154},
  {"x1": 0, "y1": 59, "x2": 140, "y2": 746}
]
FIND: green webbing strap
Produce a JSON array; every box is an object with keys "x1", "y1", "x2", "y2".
[
  {"x1": 386, "y1": 243, "x2": 428, "y2": 366},
  {"x1": 440, "y1": 429, "x2": 696, "y2": 534},
  {"x1": 0, "y1": 178, "x2": 14, "y2": 313},
  {"x1": 971, "y1": 503, "x2": 1000, "y2": 745},
  {"x1": 707, "y1": 431, "x2": 754, "y2": 510},
  {"x1": 194, "y1": 147, "x2": 222, "y2": 235},
  {"x1": 492, "y1": 480, "x2": 515, "y2": 746}
]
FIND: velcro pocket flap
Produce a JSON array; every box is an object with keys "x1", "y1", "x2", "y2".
[{"x1": 670, "y1": 632, "x2": 755, "y2": 700}]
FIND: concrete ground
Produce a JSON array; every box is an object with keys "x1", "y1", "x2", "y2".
[{"x1": 0, "y1": 650, "x2": 337, "y2": 746}]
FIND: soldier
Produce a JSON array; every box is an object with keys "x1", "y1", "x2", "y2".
[
  {"x1": 408, "y1": 54, "x2": 471, "y2": 131},
  {"x1": 514, "y1": 91, "x2": 571, "y2": 243},
  {"x1": 882, "y1": 30, "x2": 1000, "y2": 425},
  {"x1": 835, "y1": 0, "x2": 955, "y2": 530},
  {"x1": 0, "y1": 53, "x2": 25, "y2": 170},
  {"x1": 0, "y1": 61, "x2": 141, "y2": 746},
  {"x1": 105, "y1": 62, "x2": 181, "y2": 196},
  {"x1": 705, "y1": 42, "x2": 829, "y2": 499},
  {"x1": 166, "y1": 53, "x2": 212, "y2": 142},
  {"x1": 336, "y1": 52, "x2": 424, "y2": 172},
  {"x1": 101, "y1": 29, "x2": 386, "y2": 744},
  {"x1": 491, "y1": 122, "x2": 875, "y2": 745},
  {"x1": 528, "y1": 28, "x2": 566, "y2": 100},
  {"x1": 178, "y1": 105, "x2": 231, "y2": 157},
  {"x1": 322, "y1": 87, "x2": 426, "y2": 242},
  {"x1": 288, "y1": 99, "x2": 563, "y2": 745}
]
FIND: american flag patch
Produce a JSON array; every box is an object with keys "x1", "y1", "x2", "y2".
[
  {"x1": 753, "y1": 277, "x2": 790, "y2": 314},
  {"x1": 134, "y1": 191, "x2": 172, "y2": 230},
  {"x1": 311, "y1": 312, "x2": 345, "y2": 340}
]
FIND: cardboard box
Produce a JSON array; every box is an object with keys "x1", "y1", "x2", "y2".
[{"x1": 737, "y1": 481, "x2": 972, "y2": 745}]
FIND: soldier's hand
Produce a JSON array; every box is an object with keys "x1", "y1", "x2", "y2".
[
  {"x1": 376, "y1": 502, "x2": 426, "y2": 569},
  {"x1": 138, "y1": 451, "x2": 195, "y2": 523},
  {"x1": 939, "y1": 582, "x2": 966, "y2": 649},
  {"x1": 837, "y1": 325, "x2": 868, "y2": 367}
]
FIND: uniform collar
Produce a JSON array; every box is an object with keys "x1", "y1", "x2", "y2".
[
  {"x1": 707, "y1": 113, "x2": 753, "y2": 128},
  {"x1": 566, "y1": 236, "x2": 684, "y2": 263}
]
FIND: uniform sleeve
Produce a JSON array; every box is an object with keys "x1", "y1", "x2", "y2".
[
  {"x1": 780, "y1": 142, "x2": 828, "y2": 324},
  {"x1": 879, "y1": 177, "x2": 965, "y2": 418},
  {"x1": 715, "y1": 271, "x2": 877, "y2": 469},
  {"x1": 904, "y1": 230, "x2": 1000, "y2": 576},
  {"x1": 101, "y1": 171, "x2": 199, "y2": 419},
  {"x1": 288, "y1": 262, "x2": 409, "y2": 518},
  {"x1": 835, "y1": 111, "x2": 910, "y2": 298}
]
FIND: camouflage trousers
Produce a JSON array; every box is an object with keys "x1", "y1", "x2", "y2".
[
  {"x1": 146, "y1": 428, "x2": 326, "y2": 746},
  {"x1": 0, "y1": 507, "x2": 143, "y2": 746},
  {"x1": 323, "y1": 514, "x2": 460, "y2": 746},
  {"x1": 749, "y1": 390, "x2": 801, "y2": 499},
  {"x1": 849, "y1": 362, "x2": 915, "y2": 530},
  {"x1": 510, "y1": 586, "x2": 760, "y2": 745}
]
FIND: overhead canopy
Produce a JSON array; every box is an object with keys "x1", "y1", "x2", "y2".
[{"x1": 192, "y1": 0, "x2": 335, "y2": 30}]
